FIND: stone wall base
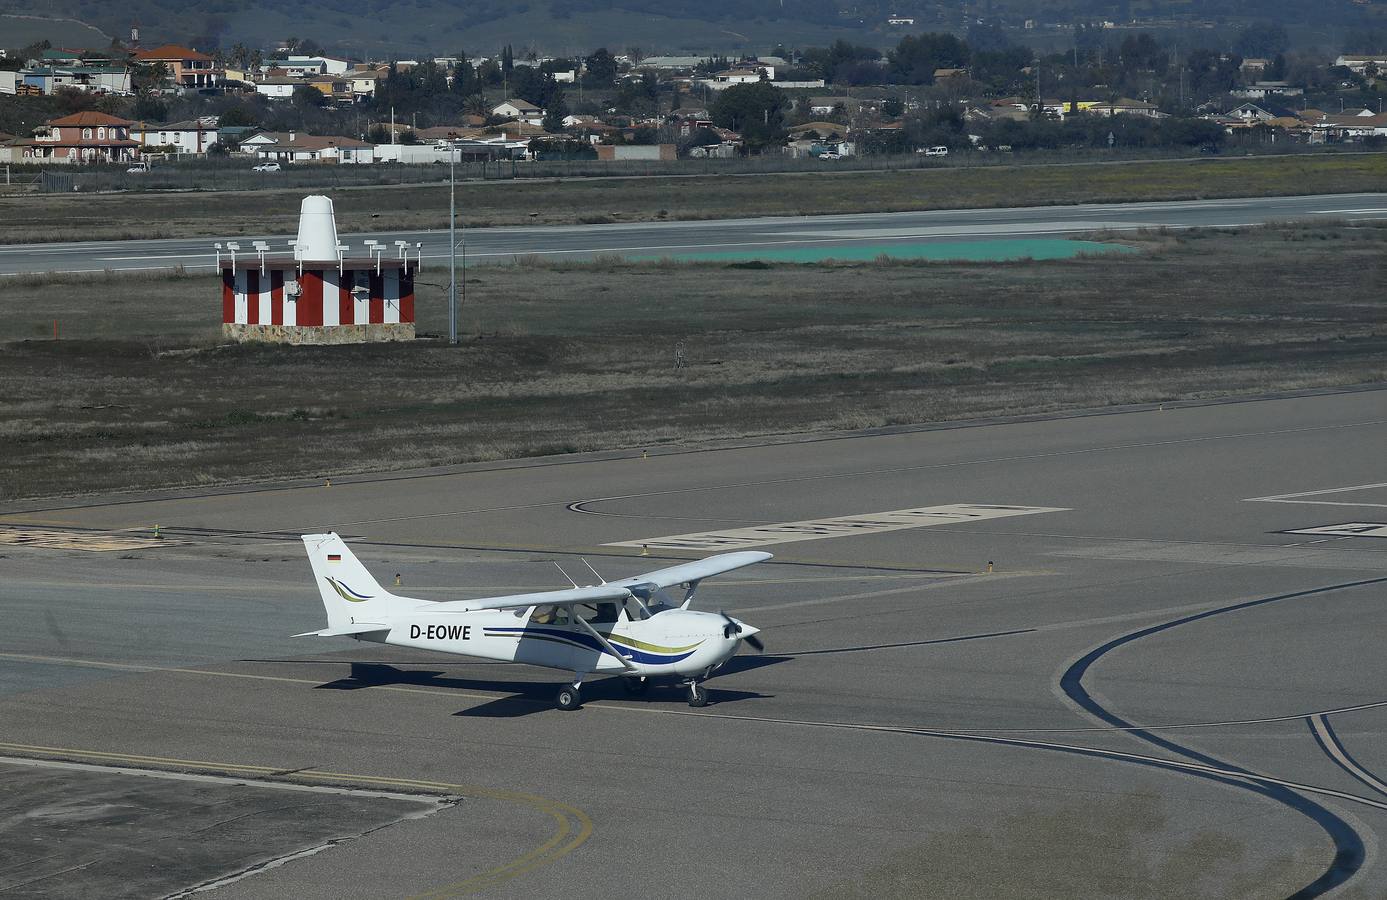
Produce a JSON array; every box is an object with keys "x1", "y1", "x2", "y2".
[{"x1": 223, "y1": 323, "x2": 416, "y2": 345}]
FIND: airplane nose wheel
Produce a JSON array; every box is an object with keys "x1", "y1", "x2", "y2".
[{"x1": 687, "y1": 682, "x2": 708, "y2": 708}]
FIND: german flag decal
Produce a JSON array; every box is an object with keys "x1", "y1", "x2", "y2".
[{"x1": 327, "y1": 554, "x2": 341, "y2": 562}]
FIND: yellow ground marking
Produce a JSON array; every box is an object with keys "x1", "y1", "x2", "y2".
[
  {"x1": 0, "y1": 740, "x2": 592, "y2": 897},
  {"x1": 0, "y1": 526, "x2": 185, "y2": 552}
]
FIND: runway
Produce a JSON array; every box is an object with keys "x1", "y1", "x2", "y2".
[
  {"x1": 3, "y1": 192, "x2": 1387, "y2": 275},
  {"x1": 3, "y1": 389, "x2": 1387, "y2": 897}
]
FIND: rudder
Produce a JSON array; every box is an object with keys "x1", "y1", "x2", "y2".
[{"x1": 302, "y1": 532, "x2": 418, "y2": 630}]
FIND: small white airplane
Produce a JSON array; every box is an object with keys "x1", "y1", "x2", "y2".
[{"x1": 297, "y1": 533, "x2": 770, "y2": 710}]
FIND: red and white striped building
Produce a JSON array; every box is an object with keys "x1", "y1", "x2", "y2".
[
  {"x1": 221, "y1": 260, "x2": 416, "y2": 341},
  {"x1": 218, "y1": 195, "x2": 419, "y2": 344}
]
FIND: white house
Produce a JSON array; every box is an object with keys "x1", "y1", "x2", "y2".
[
  {"x1": 254, "y1": 77, "x2": 299, "y2": 100},
  {"x1": 132, "y1": 116, "x2": 222, "y2": 154},
  {"x1": 252, "y1": 133, "x2": 373, "y2": 164},
  {"x1": 700, "y1": 67, "x2": 772, "y2": 91},
  {"x1": 263, "y1": 56, "x2": 350, "y2": 77},
  {"x1": 491, "y1": 98, "x2": 545, "y2": 124},
  {"x1": 1335, "y1": 55, "x2": 1387, "y2": 74},
  {"x1": 239, "y1": 131, "x2": 294, "y2": 154},
  {"x1": 350, "y1": 68, "x2": 388, "y2": 98}
]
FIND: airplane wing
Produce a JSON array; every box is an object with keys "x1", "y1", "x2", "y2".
[
  {"x1": 607, "y1": 551, "x2": 773, "y2": 591},
  {"x1": 428, "y1": 584, "x2": 635, "y2": 613},
  {"x1": 423, "y1": 552, "x2": 771, "y2": 613}
]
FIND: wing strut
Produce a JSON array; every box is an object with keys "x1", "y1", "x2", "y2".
[{"x1": 574, "y1": 617, "x2": 637, "y2": 671}]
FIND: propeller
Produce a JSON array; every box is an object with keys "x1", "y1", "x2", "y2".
[{"x1": 720, "y1": 611, "x2": 765, "y2": 652}]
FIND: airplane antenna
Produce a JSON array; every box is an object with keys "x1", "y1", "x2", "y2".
[
  {"x1": 552, "y1": 561, "x2": 579, "y2": 588},
  {"x1": 580, "y1": 558, "x2": 607, "y2": 585}
]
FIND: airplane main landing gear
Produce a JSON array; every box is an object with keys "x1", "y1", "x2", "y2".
[
  {"x1": 556, "y1": 674, "x2": 583, "y2": 711},
  {"x1": 687, "y1": 681, "x2": 708, "y2": 708}
]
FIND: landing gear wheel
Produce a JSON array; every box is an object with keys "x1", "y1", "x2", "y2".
[
  {"x1": 623, "y1": 677, "x2": 650, "y2": 696},
  {"x1": 688, "y1": 683, "x2": 708, "y2": 708},
  {"x1": 556, "y1": 686, "x2": 582, "y2": 711}
]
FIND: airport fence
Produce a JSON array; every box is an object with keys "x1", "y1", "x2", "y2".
[{"x1": 3, "y1": 143, "x2": 1376, "y2": 196}]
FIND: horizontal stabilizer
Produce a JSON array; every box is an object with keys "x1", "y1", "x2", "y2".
[{"x1": 294, "y1": 623, "x2": 389, "y2": 637}]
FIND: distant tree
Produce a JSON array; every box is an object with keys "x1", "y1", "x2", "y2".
[
  {"x1": 888, "y1": 33, "x2": 969, "y2": 85},
  {"x1": 584, "y1": 48, "x2": 617, "y2": 87},
  {"x1": 542, "y1": 89, "x2": 569, "y2": 132},
  {"x1": 132, "y1": 93, "x2": 168, "y2": 122},
  {"x1": 451, "y1": 55, "x2": 476, "y2": 96},
  {"x1": 882, "y1": 97, "x2": 905, "y2": 118},
  {"x1": 1118, "y1": 33, "x2": 1167, "y2": 72},
  {"x1": 710, "y1": 81, "x2": 787, "y2": 151},
  {"x1": 367, "y1": 123, "x2": 391, "y2": 143},
  {"x1": 133, "y1": 61, "x2": 170, "y2": 93},
  {"x1": 218, "y1": 105, "x2": 255, "y2": 127},
  {"x1": 291, "y1": 84, "x2": 327, "y2": 109},
  {"x1": 614, "y1": 72, "x2": 659, "y2": 114},
  {"x1": 801, "y1": 40, "x2": 881, "y2": 83},
  {"x1": 465, "y1": 93, "x2": 490, "y2": 117},
  {"x1": 476, "y1": 60, "x2": 502, "y2": 86},
  {"x1": 399, "y1": 129, "x2": 418, "y2": 144}
]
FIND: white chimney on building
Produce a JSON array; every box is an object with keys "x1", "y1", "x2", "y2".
[{"x1": 294, "y1": 195, "x2": 341, "y2": 262}]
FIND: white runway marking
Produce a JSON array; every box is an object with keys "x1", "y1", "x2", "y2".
[
  {"x1": 605, "y1": 503, "x2": 1067, "y2": 550},
  {"x1": 1246, "y1": 481, "x2": 1387, "y2": 509},
  {"x1": 1286, "y1": 523, "x2": 1387, "y2": 539}
]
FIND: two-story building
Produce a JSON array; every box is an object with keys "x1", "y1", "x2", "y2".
[
  {"x1": 132, "y1": 44, "x2": 222, "y2": 89},
  {"x1": 12, "y1": 111, "x2": 140, "y2": 164},
  {"x1": 132, "y1": 117, "x2": 222, "y2": 154}
]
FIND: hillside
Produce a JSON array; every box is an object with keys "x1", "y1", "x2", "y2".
[{"x1": 0, "y1": 0, "x2": 1382, "y2": 56}]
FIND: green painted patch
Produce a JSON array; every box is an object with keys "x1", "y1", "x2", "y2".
[{"x1": 632, "y1": 239, "x2": 1137, "y2": 264}]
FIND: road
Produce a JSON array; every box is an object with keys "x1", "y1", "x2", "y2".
[
  {"x1": 3, "y1": 192, "x2": 1386, "y2": 275},
  {"x1": 3, "y1": 389, "x2": 1387, "y2": 897}
]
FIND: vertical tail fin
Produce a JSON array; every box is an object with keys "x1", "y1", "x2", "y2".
[{"x1": 302, "y1": 533, "x2": 418, "y2": 631}]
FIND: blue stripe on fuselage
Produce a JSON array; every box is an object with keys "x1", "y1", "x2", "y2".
[{"x1": 483, "y1": 626, "x2": 698, "y2": 664}]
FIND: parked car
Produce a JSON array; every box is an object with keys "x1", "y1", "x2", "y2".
[
  {"x1": 252, "y1": 162, "x2": 282, "y2": 172},
  {"x1": 126, "y1": 162, "x2": 149, "y2": 173},
  {"x1": 818, "y1": 151, "x2": 840, "y2": 160},
  {"x1": 923, "y1": 146, "x2": 949, "y2": 157}
]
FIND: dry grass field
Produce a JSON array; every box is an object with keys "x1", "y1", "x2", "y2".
[
  {"x1": 4, "y1": 153, "x2": 1387, "y2": 244},
  {"x1": 2, "y1": 223, "x2": 1385, "y2": 499}
]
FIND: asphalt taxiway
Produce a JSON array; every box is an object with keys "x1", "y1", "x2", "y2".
[
  {"x1": 3, "y1": 192, "x2": 1387, "y2": 276},
  {"x1": 3, "y1": 388, "x2": 1387, "y2": 897}
]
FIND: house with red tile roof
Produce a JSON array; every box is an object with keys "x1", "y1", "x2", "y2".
[
  {"x1": 132, "y1": 44, "x2": 222, "y2": 89},
  {"x1": 11, "y1": 111, "x2": 140, "y2": 164}
]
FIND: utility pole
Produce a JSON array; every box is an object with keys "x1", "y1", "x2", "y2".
[{"x1": 449, "y1": 146, "x2": 457, "y2": 345}]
